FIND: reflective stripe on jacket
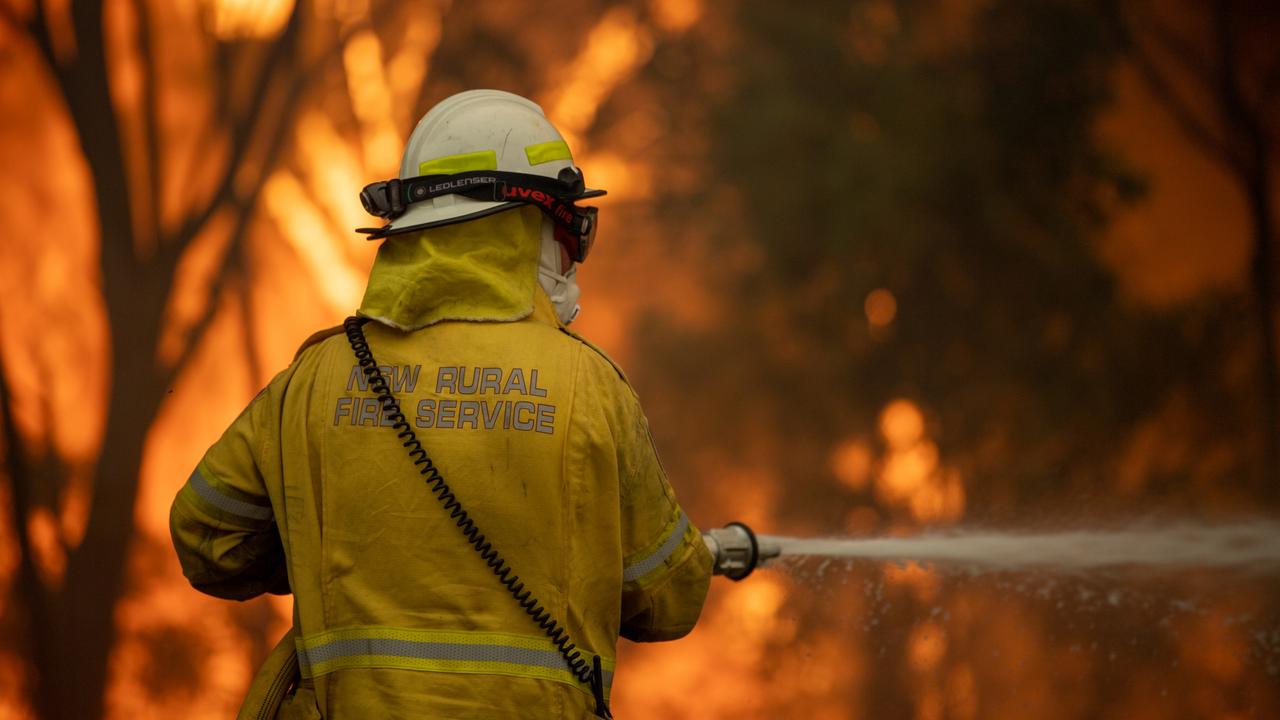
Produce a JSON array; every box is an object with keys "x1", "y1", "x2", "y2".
[{"x1": 170, "y1": 244, "x2": 712, "y2": 718}]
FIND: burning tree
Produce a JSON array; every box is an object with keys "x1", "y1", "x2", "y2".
[
  {"x1": 0, "y1": 0, "x2": 457, "y2": 715},
  {"x1": 0, "y1": 0, "x2": 1277, "y2": 718},
  {"x1": 0, "y1": 1, "x2": 685, "y2": 715}
]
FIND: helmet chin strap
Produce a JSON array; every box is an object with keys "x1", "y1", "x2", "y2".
[{"x1": 537, "y1": 218, "x2": 581, "y2": 325}]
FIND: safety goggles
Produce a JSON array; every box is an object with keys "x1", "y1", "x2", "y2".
[
  {"x1": 552, "y1": 205, "x2": 597, "y2": 264},
  {"x1": 357, "y1": 167, "x2": 603, "y2": 263}
]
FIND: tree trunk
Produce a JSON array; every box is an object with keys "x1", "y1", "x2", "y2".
[
  {"x1": 24, "y1": 2, "x2": 175, "y2": 716},
  {"x1": 36, "y1": 286, "x2": 170, "y2": 720},
  {"x1": 1215, "y1": 4, "x2": 1280, "y2": 491},
  {"x1": 1246, "y1": 164, "x2": 1280, "y2": 493}
]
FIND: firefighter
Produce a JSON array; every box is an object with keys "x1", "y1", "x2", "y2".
[{"x1": 170, "y1": 89, "x2": 713, "y2": 719}]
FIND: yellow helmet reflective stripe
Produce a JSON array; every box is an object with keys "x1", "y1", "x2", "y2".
[
  {"x1": 525, "y1": 140, "x2": 573, "y2": 166},
  {"x1": 417, "y1": 150, "x2": 499, "y2": 175}
]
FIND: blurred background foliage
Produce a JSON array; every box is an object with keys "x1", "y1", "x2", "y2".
[
  {"x1": 647, "y1": 0, "x2": 1269, "y2": 530},
  {"x1": 0, "y1": 0, "x2": 1277, "y2": 718}
]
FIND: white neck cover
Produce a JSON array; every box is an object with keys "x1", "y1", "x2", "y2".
[{"x1": 536, "y1": 219, "x2": 581, "y2": 325}]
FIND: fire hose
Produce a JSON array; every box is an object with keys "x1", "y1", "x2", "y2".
[{"x1": 702, "y1": 522, "x2": 782, "y2": 581}]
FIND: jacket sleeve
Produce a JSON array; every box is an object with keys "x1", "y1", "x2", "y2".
[
  {"x1": 170, "y1": 383, "x2": 289, "y2": 601},
  {"x1": 617, "y1": 396, "x2": 713, "y2": 642}
]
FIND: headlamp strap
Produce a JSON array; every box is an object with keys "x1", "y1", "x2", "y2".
[
  {"x1": 400, "y1": 171, "x2": 577, "y2": 210},
  {"x1": 358, "y1": 170, "x2": 594, "y2": 239}
]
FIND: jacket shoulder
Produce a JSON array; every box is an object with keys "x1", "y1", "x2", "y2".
[
  {"x1": 293, "y1": 325, "x2": 346, "y2": 361},
  {"x1": 559, "y1": 328, "x2": 631, "y2": 386}
]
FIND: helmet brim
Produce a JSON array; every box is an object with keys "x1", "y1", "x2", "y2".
[
  {"x1": 377, "y1": 187, "x2": 607, "y2": 238},
  {"x1": 381, "y1": 198, "x2": 517, "y2": 237}
]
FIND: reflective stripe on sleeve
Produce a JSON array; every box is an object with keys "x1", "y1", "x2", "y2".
[
  {"x1": 296, "y1": 627, "x2": 613, "y2": 697},
  {"x1": 185, "y1": 467, "x2": 272, "y2": 521},
  {"x1": 622, "y1": 510, "x2": 690, "y2": 583}
]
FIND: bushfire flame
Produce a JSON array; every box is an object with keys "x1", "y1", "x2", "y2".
[{"x1": 2, "y1": 1, "x2": 1278, "y2": 718}]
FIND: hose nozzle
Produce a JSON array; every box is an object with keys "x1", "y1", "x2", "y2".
[{"x1": 702, "y1": 522, "x2": 781, "y2": 581}]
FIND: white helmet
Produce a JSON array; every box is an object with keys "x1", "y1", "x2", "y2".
[{"x1": 358, "y1": 89, "x2": 604, "y2": 253}]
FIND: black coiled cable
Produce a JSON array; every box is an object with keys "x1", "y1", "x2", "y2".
[{"x1": 342, "y1": 316, "x2": 612, "y2": 719}]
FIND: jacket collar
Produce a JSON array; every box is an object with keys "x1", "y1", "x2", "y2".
[{"x1": 357, "y1": 206, "x2": 542, "y2": 331}]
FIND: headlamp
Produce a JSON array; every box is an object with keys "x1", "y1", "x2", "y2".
[
  {"x1": 358, "y1": 178, "x2": 404, "y2": 219},
  {"x1": 356, "y1": 168, "x2": 604, "y2": 263}
]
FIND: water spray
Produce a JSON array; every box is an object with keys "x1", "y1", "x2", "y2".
[{"x1": 704, "y1": 521, "x2": 1280, "y2": 577}]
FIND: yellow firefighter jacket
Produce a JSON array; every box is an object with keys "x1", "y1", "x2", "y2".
[{"x1": 170, "y1": 207, "x2": 713, "y2": 718}]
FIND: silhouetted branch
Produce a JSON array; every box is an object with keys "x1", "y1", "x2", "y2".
[
  {"x1": 1212, "y1": 2, "x2": 1280, "y2": 490},
  {"x1": 0, "y1": 0, "x2": 55, "y2": 68},
  {"x1": 0, "y1": 1, "x2": 28, "y2": 40},
  {"x1": 165, "y1": 235, "x2": 238, "y2": 382},
  {"x1": 48, "y1": 0, "x2": 144, "y2": 289},
  {"x1": 178, "y1": 43, "x2": 235, "y2": 200},
  {"x1": 163, "y1": 21, "x2": 373, "y2": 382},
  {"x1": 1124, "y1": 24, "x2": 1244, "y2": 173},
  {"x1": 0, "y1": 337, "x2": 32, "y2": 569},
  {"x1": 1262, "y1": 60, "x2": 1280, "y2": 109},
  {"x1": 0, "y1": 1, "x2": 20, "y2": 30},
  {"x1": 166, "y1": 6, "x2": 305, "y2": 255},
  {"x1": 134, "y1": 0, "x2": 163, "y2": 247},
  {"x1": 236, "y1": 262, "x2": 264, "y2": 391},
  {"x1": 1141, "y1": 9, "x2": 1215, "y2": 92},
  {"x1": 2, "y1": 0, "x2": 56, "y2": 74},
  {"x1": 0, "y1": 329, "x2": 53, "y2": 680},
  {"x1": 1212, "y1": 3, "x2": 1267, "y2": 167}
]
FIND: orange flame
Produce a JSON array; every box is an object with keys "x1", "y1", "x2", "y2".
[{"x1": 2, "y1": 2, "x2": 1278, "y2": 718}]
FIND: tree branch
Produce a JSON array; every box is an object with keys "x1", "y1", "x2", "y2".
[
  {"x1": 0, "y1": 1, "x2": 27, "y2": 38},
  {"x1": 133, "y1": 0, "x2": 163, "y2": 248},
  {"x1": 165, "y1": 5, "x2": 305, "y2": 256},
  {"x1": 1126, "y1": 29, "x2": 1245, "y2": 174},
  {"x1": 177, "y1": 41, "x2": 235, "y2": 204},
  {"x1": 162, "y1": 20, "x2": 372, "y2": 384},
  {"x1": 0, "y1": 326, "x2": 54, "y2": 675},
  {"x1": 1140, "y1": 7, "x2": 1216, "y2": 93},
  {"x1": 1261, "y1": 62, "x2": 1280, "y2": 114},
  {"x1": 0, "y1": 0, "x2": 57, "y2": 71},
  {"x1": 1212, "y1": 2, "x2": 1267, "y2": 170},
  {"x1": 235, "y1": 256, "x2": 264, "y2": 391},
  {"x1": 165, "y1": 242, "x2": 239, "y2": 383},
  {"x1": 0, "y1": 334, "x2": 32, "y2": 570}
]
